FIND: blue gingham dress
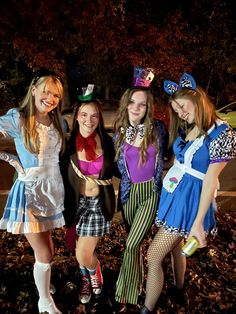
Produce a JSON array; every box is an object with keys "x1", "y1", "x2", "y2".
[{"x1": 0, "y1": 108, "x2": 65, "y2": 234}]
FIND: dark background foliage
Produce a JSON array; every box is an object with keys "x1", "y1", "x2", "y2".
[{"x1": 0, "y1": 0, "x2": 235, "y2": 110}]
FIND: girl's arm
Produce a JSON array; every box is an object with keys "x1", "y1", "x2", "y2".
[
  {"x1": 0, "y1": 151, "x2": 24, "y2": 174},
  {"x1": 188, "y1": 161, "x2": 227, "y2": 247}
]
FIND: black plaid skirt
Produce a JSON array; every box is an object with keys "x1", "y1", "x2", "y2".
[{"x1": 76, "y1": 195, "x2": 111, "y2": 236}]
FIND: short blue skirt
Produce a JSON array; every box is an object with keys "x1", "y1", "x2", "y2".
[
  {"x1": 0, "y1": 166, "x2": 65, "y2": 234},
  {"x1": 156, "y1": 172, "x2": 216, "y2": 238}
]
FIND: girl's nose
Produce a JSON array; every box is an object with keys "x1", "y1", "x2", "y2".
[
  {"x1": 179, "y1": 109, "x2": 185, "y2": 119},
  {"x1": 87, "y1": 116, "x2": 93, "y2": 123},
  {"x1": 46, "y1": 93, "x2": 54, "y2": 102},
  {"x1": 134, "y1": 103, "x2": 141, "y2": 110},
  {"x1": 46, "y1": 92, "x2": 59, "y2": 104}
]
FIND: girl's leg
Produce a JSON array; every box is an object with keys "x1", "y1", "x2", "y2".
[
  {"x1": 25, "y1": 231, "x2": 54, "y2": 263},
  {"x1": 25, "y1": 231, "x2": 61, "y2": 314},
  {"x1": 76, "y1": 236, "x2": 100, "y2": 269},
  {"x1": 171, "y1": 239, "x2": 186, "y2": 289},
  {"x1": 165, "y1": 240, "x2": 188, "y2": 306},
  {"x1": 144, "y1": 228, "x2": 182, "y2": 311},
  {"x1": 115, "y1": 187, "x2": 158, "y2": 305},
  {"x1": 76, "y1": 236, "x2": 102, "y2": 303}
]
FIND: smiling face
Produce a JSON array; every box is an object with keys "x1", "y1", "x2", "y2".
[
  {"x1": 127, "y1": 90, "x2": 147, "y2": 126},
  {"x1": 171, "y1": 97, "x2": 196, "y2": 124},
  {"x1": 77, "y1": 103, "x2": 100, "y2": 137},
  {"x1": 32, "y1": 79, "x2": 61, "y2": 116}
]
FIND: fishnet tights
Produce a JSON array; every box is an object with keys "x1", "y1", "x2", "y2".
[{"x1": 144, "y1": 227, "x2": 186, "y2": 311}]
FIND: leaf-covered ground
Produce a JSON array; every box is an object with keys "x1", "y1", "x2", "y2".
[{"x1": 0, "y1": 204, "x2": 235, "y2": 314}]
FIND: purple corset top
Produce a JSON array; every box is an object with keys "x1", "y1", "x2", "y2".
[{"x1": 124, "y1": 142, "x2": 156, "y2": 183}]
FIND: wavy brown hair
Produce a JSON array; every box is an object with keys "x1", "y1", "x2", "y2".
[
  {"x1": 168, "y1": 87, "x2": 217, "y2": 146},
  {"x1": 114, "y1": 88, "x2": 158, "y2": 163},
  {"x1": 19, "y1": 75, "x2": 65, "y2": 153}
]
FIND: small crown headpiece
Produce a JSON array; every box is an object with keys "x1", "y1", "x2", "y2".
[
  {"x1": 163, "y1": 73, "x2": 196, "y2": 96},
  {"x1": 78, "y1": 84, "x2": 95, "y2": 101},
  {"x1": 132, "y1": 66, "x2": 155, "y2": 88}
]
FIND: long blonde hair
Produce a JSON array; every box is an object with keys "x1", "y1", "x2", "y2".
[
  {"x1": 19, "y1": 75, "x2": 65, "y2": 153},
  {"x1": 168, "y1": 87, "x2": 217, "y2": 146},
  {"x1": 114, "y1": 88, "x2": 158, "y2": 163}
]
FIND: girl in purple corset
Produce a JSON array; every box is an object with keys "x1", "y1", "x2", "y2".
[{"x1": 113, "y1": 67, "x2": 169, "y2": 310}]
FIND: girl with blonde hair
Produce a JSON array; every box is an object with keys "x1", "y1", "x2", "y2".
[{"x1": 0, "y1": 70, "x2": 65, "y2": 314}]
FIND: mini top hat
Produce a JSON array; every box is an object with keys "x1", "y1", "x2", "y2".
[
  {"x1": 77, "y1": 84, "x2": 95, "y2": 101},
  {"x1": 132, "y1": 66, "x2": 155, "y2": 88}
]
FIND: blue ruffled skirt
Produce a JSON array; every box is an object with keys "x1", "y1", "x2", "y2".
[
  {"x1": 156, "y1": 172, "x2": 216, "y2": 237},
  {"x1": 0, "y1": 166, "x2": 65, "y2": 234}
]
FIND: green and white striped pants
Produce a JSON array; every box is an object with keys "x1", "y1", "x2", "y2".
[{"x1": 115, "y1": 178, "x2": 159, "y2": 305}]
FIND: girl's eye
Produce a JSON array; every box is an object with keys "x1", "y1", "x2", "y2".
[
  {"x1": 42, "y1": 90, "x2": 60, "y2": 99},
  {"x1": 139, "y1": 103, "x2": 147, "y2": 108},
  {"x1": 128, "y1": 102, "x2": 146, "y2": 108}
]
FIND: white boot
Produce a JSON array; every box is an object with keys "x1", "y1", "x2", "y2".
[
  {"x1": 34, "y1": 261, "x2": 62, "y2": 314},
  {"x1": 38, "y1": 296, "x2": 62, "y2": 314}
]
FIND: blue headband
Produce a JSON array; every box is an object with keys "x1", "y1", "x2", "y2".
[{"x1": 164, "y1": 72, "x2": 196, "y2": 96}]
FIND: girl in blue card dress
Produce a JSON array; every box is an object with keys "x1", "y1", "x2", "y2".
[
  {"x1": 0, "y1": 70, "x2": 65, "y2": 314},
  {"x1": 140, "y1": 73, "x2": 236, "y2": 314}
]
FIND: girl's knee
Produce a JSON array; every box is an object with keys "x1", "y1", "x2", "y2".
[
  {"x1": 125, "y1": 241, "x2": 139, "y2": 253},
  {"x1": 147, "y1": 241, "x2": 166, "y2": 264},
  {"x1": 35, "y1": 252, "x2": 54, "y2": 264},
  {"x1": 76, "y1": 249, "x2": 94, "y2": 266},
  {"x1": 34, "y1": 260, "x2": 51, "y2": 271}
]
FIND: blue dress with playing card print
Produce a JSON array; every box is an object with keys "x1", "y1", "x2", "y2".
[{"x1": 156, "y1": 121, "x2": 236, "y2": 237}]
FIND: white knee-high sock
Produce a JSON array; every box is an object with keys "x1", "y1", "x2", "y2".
[{"x1": 33, "y1": 261, "x2": 51, "y2": 300}]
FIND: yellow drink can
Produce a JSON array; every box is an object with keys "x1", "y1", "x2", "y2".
[{"x1": 181, "y1": 236, "x2": 199, "y2": 257}]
